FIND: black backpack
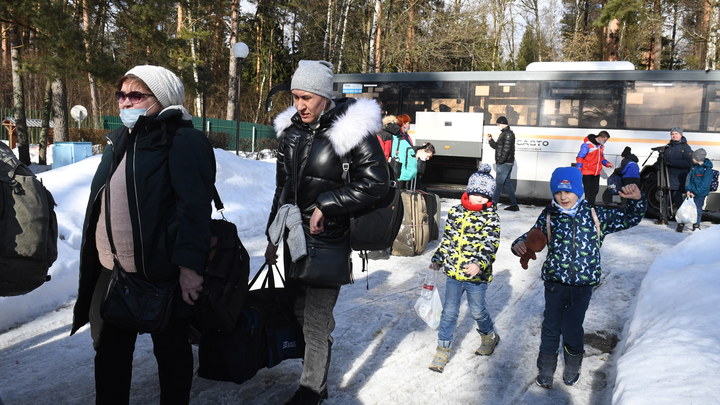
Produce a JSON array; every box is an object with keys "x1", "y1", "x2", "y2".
[
  {"x1": 194, "y1": 190, "x2": 251, "y2": 332},
  {"x1": 0, "y1": 142, "x2": 58, "y2": 296},
  {"x1": 341, "y1": 157, "x2": 404, "y2": 252}
]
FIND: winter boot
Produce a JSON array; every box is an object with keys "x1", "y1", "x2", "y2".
[
  {"x1": 475, "y1": 331, "x2": 500, "y2": 356},
  {"x1": 535, "y1": 352, "x2": 558, "y2": 389},
  {"x1": 692, "y1": 224, "x2": 700, "y2": 231},
  {"x1": 429, "y1": 345, "x2": 451, "y2": 373},
  {"x1": 562, "y1": 346, "x2": 584, "y2": 386},
  {"x1": 676, "y1": 223, "x2": 685, "y2": 232}
]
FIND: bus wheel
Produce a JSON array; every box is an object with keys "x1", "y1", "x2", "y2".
[{"x1": 640, "y1": 176, "x2": 661, "y2": 219}]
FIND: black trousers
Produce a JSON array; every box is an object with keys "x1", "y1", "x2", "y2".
[
  {"x1": 539, "y1": 281, "x2": 593, "y2": 356},
  {"x1": 582, "y1": 175, "x2": 601, "y2": 205},
  {"x1": 91, "y1": 270, "x2": 193, "y2": 405}
]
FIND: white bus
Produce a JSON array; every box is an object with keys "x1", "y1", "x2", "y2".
[{"x1": 333, "y1": 62, "x2": 720, "y2": 217}]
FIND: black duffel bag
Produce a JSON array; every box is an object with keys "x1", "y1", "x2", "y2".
[{"x1": 198, "y1": 262, "x2": 304, "y2": 384}]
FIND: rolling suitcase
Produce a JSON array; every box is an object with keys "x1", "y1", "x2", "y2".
[
  {"x1": 421, "y1": 191, "x2": 441, "y2": 241},
  {"x1": 392, "y1": 179, "x2": 430, "y2": 256}
]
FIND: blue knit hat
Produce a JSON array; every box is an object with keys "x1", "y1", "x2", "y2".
[
  {"x1": 467, "y1": 164, "x2": 496, "y2": 198},
  {"x1": 550, "y1": 167, "x2": 584, "y2": 199}
]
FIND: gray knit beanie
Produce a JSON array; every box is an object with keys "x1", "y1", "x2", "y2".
[
  {"x1": 670, "y1": 127, "x2": 683, "y2": 135},
  {"x1": 467, "y1": 163, "x2": 496, "y2": 198},
  {"x1": 693, "y1": 148, "x2": 707, "y2": 161},
  {"x1": 125, "y1": 65, "x2": 185, "y2": 109},
  {"x1": 291, "y1": 60, "x2": 334, "y2": 100}
]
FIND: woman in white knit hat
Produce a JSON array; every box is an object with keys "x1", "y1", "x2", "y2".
[
  {"x1": 71, "y1": 65, "x2": 215, "y2": 404},
  {"x1": 264, "y1": 60, "x2": 389, "y2": 404}
]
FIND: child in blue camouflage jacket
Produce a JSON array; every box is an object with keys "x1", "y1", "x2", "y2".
[
  {"x1": 428, "y1": 164, "x2": 501, "y2": 373},
  {"x1": 511, "y1": 166, "x2": 646, "y2": 389}
]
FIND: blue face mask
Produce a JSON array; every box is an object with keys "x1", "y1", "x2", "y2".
[{"x1": 120, "y1": 108, "x2": 147, "y2": 129}]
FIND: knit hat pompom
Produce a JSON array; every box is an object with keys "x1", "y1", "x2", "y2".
[
  {"x1": 467, "y1": 163, "x2": 496, "y2": 198},
  {"x1": 125, "y1": 65, "x2": 185, "y2": 109},
  {"x1": 291, "y1": 60, "x2": 335, "y2": 100},
  {"x1": 550, "y1": 167, "x2": 584, "y2": 199}
]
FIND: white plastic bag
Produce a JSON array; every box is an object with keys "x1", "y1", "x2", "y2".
[
  {"x1": 675, "y1": 197, "x2": 697, "y2": 224},
  {"x1": 414, "y1": 286, "x2": 443, "y2": 329}
]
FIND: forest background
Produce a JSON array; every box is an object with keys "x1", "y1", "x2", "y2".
[{"x1": 2, "y1": 0, "x2": 719, "y2": 164}]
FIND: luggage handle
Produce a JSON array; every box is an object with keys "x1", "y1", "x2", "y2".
[{"x1": 249, "y1": 262, "x2": 285, "y2": 290}]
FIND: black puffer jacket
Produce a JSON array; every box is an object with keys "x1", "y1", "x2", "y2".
[
  {"x1": 71, "y1": 109, "x2": 215, "y2": 335},
  {"x1": 489, "y1": 126, "x2": 515, "y2": 164},
  {"x1": 267, "y1": 98, "x2": 389, "y2": 239},
  {"x1": 663, "y1": 136, "x2": 693, "y2": 190}
]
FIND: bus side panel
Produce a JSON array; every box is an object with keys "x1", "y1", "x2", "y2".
[{"x1": 414, "y1": 112, "x2": 484, "y2": 158}]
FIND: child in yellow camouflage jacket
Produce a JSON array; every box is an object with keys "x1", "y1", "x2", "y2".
[{"x1": 428, "y1": 164, "x2": 501, "y2": 373}]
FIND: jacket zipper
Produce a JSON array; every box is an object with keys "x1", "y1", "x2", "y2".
[{"x1": 130, "y1": 135, "x2": 148, "y2": 279}]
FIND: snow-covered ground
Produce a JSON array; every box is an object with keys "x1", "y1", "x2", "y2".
[{"x1": 1, "y1": 149, "x2": 718, "y2": 405}]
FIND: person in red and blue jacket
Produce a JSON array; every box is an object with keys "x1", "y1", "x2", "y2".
[
  {"x1": 511, "y1": 166, "x2": 646, "y2": 390},
  {"x1": 576, "y1": 131, "x2": 614, "y2": 205}
]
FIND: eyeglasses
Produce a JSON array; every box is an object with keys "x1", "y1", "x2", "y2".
[{"x1": 115, "y1": 91, "x2": 154, "y2": 104}]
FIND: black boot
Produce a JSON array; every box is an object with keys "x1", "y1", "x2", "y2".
[
  {"x1": 535, "y1": 352, "x2": 558, "y2": 389},
  {"x1": 676, "y1": 223, "x2": 684, "y2": 232},
  {"x1": 692, "y1": 224, "x2": 700, "y2": 231},
  {"x1": 562, "y1": 346, "x2": 584, "y2": 386}
]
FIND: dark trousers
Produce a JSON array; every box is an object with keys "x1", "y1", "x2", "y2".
[
  {"x1": 582, "y1": 175, "x2": 600, "y2": 205},
  {"x1": 91, "y1": 270, "x2": 193, "y2": 405},
  {"x1": 539, "y1": 281, "x2": 593, "y2": 356}
]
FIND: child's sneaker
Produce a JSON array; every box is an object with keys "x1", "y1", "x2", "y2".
[
  {"x1": 429, "y1": 346, "x2": 451, "y2": 373},
  {"x1": 475, "y1": 331, "x2": 500, "y2": 356}
]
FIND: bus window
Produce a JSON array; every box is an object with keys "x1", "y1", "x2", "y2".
[
  {"x1": 625, "y1": 82, "x2": 703, "y2": 131},
  {"x1": 336, "y1": 82, "x2": 402, "y2": 116},
  {"x1": 539, "y1": 81, "x2": 623, "y2": 129},
  {"x1": 400, "y1": 81, "x2": 466, "y2": 120},
  {"x1": 705, "y1": 84, "x2": 720, "y2": 132},
  {"x1": 468, "y1": 81, "x2": 539, "y2": 126}
]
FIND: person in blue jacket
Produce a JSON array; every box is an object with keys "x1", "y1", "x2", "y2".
[
  {"x1": 511, "y1": 166, "x2": 646, "y2": 390},
  {"x1": 682, "y1": 148, "x2": 714, "y2": 232},
  {"x1": 390, "y1": 138, "x2": 434, "y2": 189}
]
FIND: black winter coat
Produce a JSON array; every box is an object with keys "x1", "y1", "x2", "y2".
[
  {"x1": 267, "y1": 98, "x2": 389, "y2": 240},
  {"x1": 489, "y1": 126, "x2": 515, "y2": 164},
  {"x1": 71, "y1": 109, "x2": 215, "y2": 335},
  {"x1": 663, "y1": 136, "x2": 693, "y2": 190}
]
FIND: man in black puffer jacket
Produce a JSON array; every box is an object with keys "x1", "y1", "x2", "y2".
[
  {"x1": 264, "y1": 60, "x2": 388, "y2": 404},
  {"x1": 487, "y1": 116, "x2": 519, "y2": 211}
]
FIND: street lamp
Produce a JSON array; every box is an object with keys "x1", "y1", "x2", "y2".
[{"x1": 233, "y1": 41, "x2": 249, "y2": 155}]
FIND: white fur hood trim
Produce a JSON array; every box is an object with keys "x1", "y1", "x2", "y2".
[{"x1": 273, "y1": 98, "x2": 382, "y2": 156}]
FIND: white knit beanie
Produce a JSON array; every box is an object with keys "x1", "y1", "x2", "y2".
[
  {"x1": 125, "y1": 65, "x2": 185, "y2": 109},
  {"x1": 291, "y1": 60, "x2": 334, "y2": 100}
]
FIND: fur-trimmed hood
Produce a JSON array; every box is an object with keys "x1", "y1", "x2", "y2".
[{"x1": 273, "y1": 98, "x2": 382, "y2": 156}]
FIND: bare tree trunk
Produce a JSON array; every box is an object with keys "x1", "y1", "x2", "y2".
[
  {"x1": 227, "y1": 0, "x2": 240, "y2": 120},
  {"x1": 404, "y1": 0, "x2": 417, "y2": 72},
  {"x1": 371, "y1": 0, "x2": 382, "y2": 72},
  {"x1": 10, "y1": 25, "x2": 30, "y2": 165},
  {"x1": 82, "y1": 0, "x2": 101, "y2": 129},
  {"x1": 323, "y1": 0, "x2": 334, "y2": 61},
  {"x1": 651, "y1": 0, "x2": 663, "y2": 70},
  {"x1": 52, "y1": 78, "x2": 69, "y2": 143},
  {"x1": 606, "y1": 18, "x2": 620, "y2": 61},
  {"x1": 707, "y1": 0, "x2": 719, "y2": 70},
  {"x1": 336, "y1": 0, "x2": 352, "y2": 71},
  {"x1": 39, "y1": 80, "x2": 52, "y2": 165}
]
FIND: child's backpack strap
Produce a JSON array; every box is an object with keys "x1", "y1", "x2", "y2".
[
  {"x1": 590, "y1": 207, "x2": 601, "y2": 239},
  {"x1": 545, "y1": 207, "x2": 601, "y2": 245}
]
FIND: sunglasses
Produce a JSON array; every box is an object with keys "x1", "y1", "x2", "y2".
[{"x1": 115, "y1": 91, "x2": 154, "y2": 104}]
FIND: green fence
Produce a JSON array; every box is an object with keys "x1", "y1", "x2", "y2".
[{"x1": 102, "y1": 116, "x2": 275, "y2": 151}]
